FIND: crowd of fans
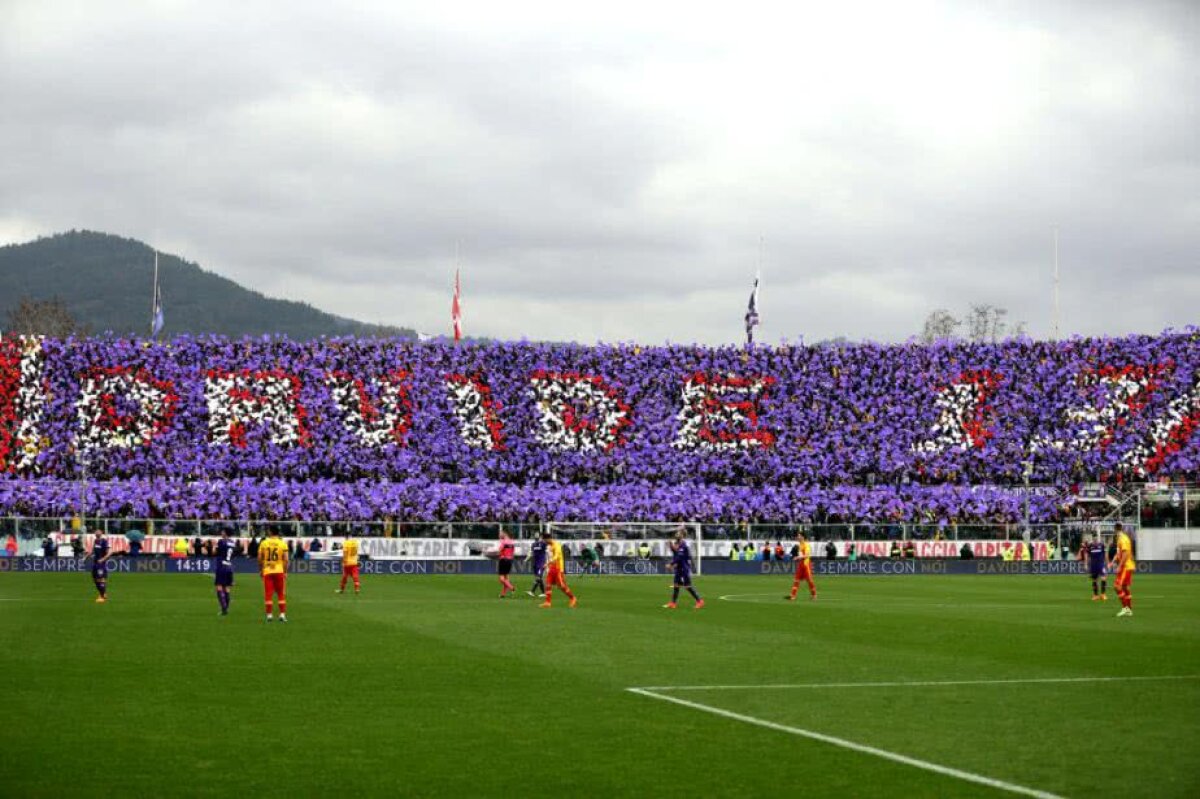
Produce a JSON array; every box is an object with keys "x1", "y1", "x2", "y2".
[{"x1": 0, "y1": 331, "x2": 1197, "y2": 523}]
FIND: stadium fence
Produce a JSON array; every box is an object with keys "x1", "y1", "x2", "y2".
[{"x1": 3, "y1": 516, "x2": 1147, "y2": 560}]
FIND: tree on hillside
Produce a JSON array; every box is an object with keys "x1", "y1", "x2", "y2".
[
  {"x1": 919, "y1": 304, "x2": 1027, "y2": 343},
  {"x1": 966, "y1": 304, "x2": 1008, "y2": 342},
  {"x1": 919, "y1": 309, "x2": 961, "y2": 343},
  {"x1": 4, "y1": 297, "x2": 88, "y2": 337}
]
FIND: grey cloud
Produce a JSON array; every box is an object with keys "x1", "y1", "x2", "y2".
[{"x1": 0, "y1": 0, "x2": 1197, "y2": 345}]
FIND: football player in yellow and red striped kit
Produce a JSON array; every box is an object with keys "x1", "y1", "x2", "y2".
[
  {"x1": 337, "y1": 536, "x2": 361, "y2": 594},
  {"x1": 258, "y1": 529, "x2": 289, "y2": 622},
  {"x1": 786, "y1": 531, "x2": 817, "y2": 601},
  {"x1": 1112, "y1": 524, "x2": 1136, "y2": 617},
  {"x1": 538, "y1": 532, "x2": 577, "y2": 609}
]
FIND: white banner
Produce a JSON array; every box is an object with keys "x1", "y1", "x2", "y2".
[{"x1": 47, "y1": 534, "x2": 1061, "y2": 561}]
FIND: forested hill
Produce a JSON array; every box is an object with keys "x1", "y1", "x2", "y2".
[{"x1": 0, "y1": 230, "x2": 415, "y2": 340}]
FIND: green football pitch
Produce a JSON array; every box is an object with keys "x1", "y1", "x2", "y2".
[{"x1": 2, "y1": 573, "x2": 1198, "y2": 798}]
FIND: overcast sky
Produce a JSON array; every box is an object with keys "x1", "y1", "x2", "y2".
[{"x1": 1, "y1": 1, "x2": 1196, "y2": 344}]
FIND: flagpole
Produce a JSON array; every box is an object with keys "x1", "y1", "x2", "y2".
[
  {"x1": 1052, "y1": 226, "x2": 1060, "y2": 340},
  {"x1": 150, "y1": 251, "x2": 159, "y2": 339},
  {"x1": 451, "y1": 240, "x2": 462, "y2": 345},
  {"x1": 757, "y1": 235, "x2": 763, "y2": 347},
  {"x1": 744, "y1": 272, "x2": 760, "y2": 349},
  {"x1": 454, "y1": 241, "x2": 460, "y2": 346}
]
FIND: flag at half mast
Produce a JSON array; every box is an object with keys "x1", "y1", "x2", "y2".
[
  {"x1": 744, "y1": 273, "x2": 760, "y2": 345},
  {"x1": 451, "y1": 268, "x2": 462, "y2": 343}
]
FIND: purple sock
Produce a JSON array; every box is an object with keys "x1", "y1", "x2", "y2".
[
  {"x1": 96, "y1": 581, "x2": 106, "y2": 598},
  {"x1": 671, "y1": 587, "x2": 680, "y2": 602},
  {"x1": 216, "y1": 590, "x2": 225, "y2": 610},
  {"x1": 224, "y1": 591, "x2": 231, "y2": 611}
]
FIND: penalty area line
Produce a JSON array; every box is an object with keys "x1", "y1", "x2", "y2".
[{"x1": 626, "y1": 687, "x2": 1064, "y2": 799}]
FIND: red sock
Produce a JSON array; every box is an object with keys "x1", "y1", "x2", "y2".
[
  {"x1": 790, "y1": 582, "x2": 799, "y2": 598},
  {"x1": 265, "y1": 601, "x2": 273, "y2": 614},
  {"x1": 339, "y1": 574, "x2": 348, "y2": 590},
  {"x1": 279, "y1": 601, "x2": 287, "y2": 614}
]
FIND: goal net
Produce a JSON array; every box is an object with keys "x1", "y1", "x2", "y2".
[{"x1": 544, "y1": 521, "x2": 705, "y2": 573}]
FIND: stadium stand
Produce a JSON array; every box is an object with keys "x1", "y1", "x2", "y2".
[{"x1": 0, "y1": 331, "x2": 1197, "y2": 522}]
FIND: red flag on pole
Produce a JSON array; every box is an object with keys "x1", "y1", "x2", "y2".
[{"x1": 451, "y1": 268, "x2": 462, "y2": 343}]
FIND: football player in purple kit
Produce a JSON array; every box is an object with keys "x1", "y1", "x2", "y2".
[
  {"x1": 90, "y1": 529, "x2": 112, "y2": 603},
  {"x1": 526, "y1": 534, "x2": 548, "y2": 598},
  {"x1": 1079, "y1": 531, "x2": 1109, "y2": 601},
  {"x1": 214, "y1": 529, "x2": 236, "y2": 616},
  {"x1": 664, "y1": 527, "x2": 704, "y2": 610}
]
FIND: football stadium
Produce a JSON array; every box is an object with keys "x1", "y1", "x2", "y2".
[
  {"x1": 4, "y1": 3, "x2": 1200, "y2": 798},
  {"x1": 2, "y1": 332, "x2": 1199, "y2": 797}
]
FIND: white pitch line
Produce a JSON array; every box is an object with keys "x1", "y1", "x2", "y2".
[
  {"x1": 634, "y1": 674, "x2": 1200, "y2": 691},
  {"x1": 0, "y1": 597, "x2": 214, "y2": 603},
  {"x1": 0, "y1": 596, "x2": 492, "y2": 604},
  {"x1": 627, "y1": 687, "x2": 1063, "y2": 799}
]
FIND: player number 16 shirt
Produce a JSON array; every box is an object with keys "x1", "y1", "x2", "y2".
[{"x1": 260, "y1": 539, "x2": 288, "y2": 574}]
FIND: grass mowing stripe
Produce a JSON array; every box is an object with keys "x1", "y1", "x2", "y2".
[
  {"x1": 717, "y1": 593, "x2": 1168, "y2": 606},
  {"x1": 627, "y1": 687, "x2": 1065, "y2": 799},
  {"x1": 635, "y1": 674, "x2": 1200, "y2": 690}
]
